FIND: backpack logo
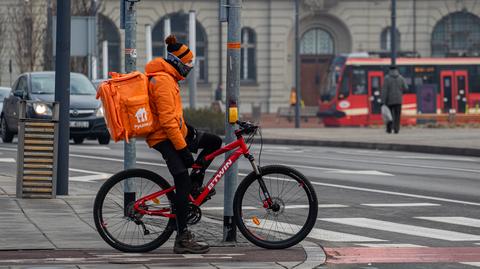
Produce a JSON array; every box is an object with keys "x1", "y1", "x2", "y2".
[{"x1": 135, "y1": 107, "x2": 148, "y2": 123}]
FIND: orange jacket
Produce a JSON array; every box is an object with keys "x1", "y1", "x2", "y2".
[{"x1": 145, "y1": 58, "x2": 188, "y2": 150}]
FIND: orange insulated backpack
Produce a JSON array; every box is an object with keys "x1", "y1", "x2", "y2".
[{"x1": 96, "y1": 71, "x2": 154, "y2": 142}]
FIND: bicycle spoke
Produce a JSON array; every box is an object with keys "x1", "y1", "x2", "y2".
[
  {"x1": 95, "y1": 172, "x2": 174, "y2": 251},
  {"x1": 236, "y1": 166, "x2": 317, "y2": 249}
]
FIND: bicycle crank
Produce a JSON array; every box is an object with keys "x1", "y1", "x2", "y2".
[{"x1": 186, "y1": 204, "x2": 202, "y2": 225}]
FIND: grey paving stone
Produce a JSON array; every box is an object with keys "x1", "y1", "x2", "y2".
[
  {"x1": 213, "y1": 262, "x2": 286, "y2": 269},
  {"x1": 78, "y1": 265, "x2": 148, "y2": 269},
  {"x1": 147, "y1": 263, "x2": 217, "y2": 269}
]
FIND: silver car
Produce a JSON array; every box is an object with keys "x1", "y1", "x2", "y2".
[{"x1": 0, "y1": 87, "x2": 11, "y2": 114}]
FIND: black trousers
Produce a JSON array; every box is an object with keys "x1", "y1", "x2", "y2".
[
  {"x1": 386, "y1": 104, "x2": 402, "y2": 133},
  {"x1": 153, "y1": 131, "x2": 222, "y2": 233}
]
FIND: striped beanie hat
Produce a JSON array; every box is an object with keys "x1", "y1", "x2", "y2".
[{"x1": 165, "y1": 35, "x2": 194, "y2": 64}]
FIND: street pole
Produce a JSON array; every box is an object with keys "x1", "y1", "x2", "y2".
[
  {"x1": 54, "y1": 0, "x2": 71, "y2": 195},
  {"x1": 145, "y1": 24, "x2": 152, "y2": 62},
  {"x1": 102, "y1": 40, "x2": 108, "y2": 79},
  {"x1": 223, "y1": 0, "x2": 241, "y2": 242},
  {"x1": 294, "y1": 0, "x2": 301, "y2": 128},
  {"x1": 413, "y1": 0, "x2": 417, "y2": 55},
  {"x1": 188, "y1": 10, "x2": 197, "y2": 109},
  {"x1": 123, "y1": 0, "x2": 137, "y2": 201},
  {"x1": 164, "y1": 18, "x2": 171, "y2": 57},
  {"x1": 391, "y1": 0, "x2": 397, "y2": 66}
]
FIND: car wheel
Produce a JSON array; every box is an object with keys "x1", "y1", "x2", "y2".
[
  {"x1": 73, "y1": 137, "x2": 85, "y2": 144},
  {"x1": 0, "y1": 116, "x2": 14, "y2": 143},
  {"x1": 98, "y1": 135, "x2": 110, "y2": 145}
]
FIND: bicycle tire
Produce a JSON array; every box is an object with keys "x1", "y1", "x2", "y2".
[
  {"x1": 233, "y1": 165, "x2": 318, "y2": 249},
  {"x1": 93, "y1": 169, "x2": 176, "y2": 252}
]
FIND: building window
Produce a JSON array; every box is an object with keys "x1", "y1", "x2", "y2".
[
  {"x1": 380, "y1": 27, "x2": 401, "y2": 51},
  {"x1": 98, "y1": 14, "x2": 121, "y2": 73},
  {"x1": 431, "y1": 11, "x2": 480, "y2": 57},
  {"x1": 152, "y1": 13, "x2": 208, "y2": 82},
  {"x1": 300, "y1": 28, "x2": 334, "y2": 55},
  {"x1": 241, "y1": 27, "x2": 256, "y2": 82}
]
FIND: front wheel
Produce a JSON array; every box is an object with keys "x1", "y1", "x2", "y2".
[
  {"x1": 0, "y1": 116, "x2": 14, "y2": 143},
  {"x1": 93, "y1": 169, "x2": 176, "y2": 252},
  {"x1": 233, "y1": 165, "x2": 318, "y2": 249}
]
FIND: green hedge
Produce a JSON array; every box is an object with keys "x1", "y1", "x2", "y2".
[{"x1": 183, "y1": 107, "x2": 225, "y2": 135}]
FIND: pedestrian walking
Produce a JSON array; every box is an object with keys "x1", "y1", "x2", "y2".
[
  {"x1": 145, "y1": 34, "x2": 222, "y2": 254},
  {"x1": 381, "y1": 66, "x2": 408, "y2": 134}
]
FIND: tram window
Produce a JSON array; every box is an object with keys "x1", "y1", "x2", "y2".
[
  {"x1": 352, "y1": 69, "x2": 367, "y2": 95},
  {"x1": 398, "y1": 66, "x2": 414, "y2": 94},
  {"x1": 469, "y1": 66, "x2": 480, "y2": 93},
  {"x1": 339, "y1": 73, "x2": 350, "y2": 99},
  {"x1": 414, "y1": 66, "x2": 437, "y2": 92}
]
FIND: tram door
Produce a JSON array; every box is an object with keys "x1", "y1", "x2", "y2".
[
  {"x1": 440, "y1": 71, "x2": 469, "y2": 113},
  {"x1": 368, "y1": 71, "x2": 384, "y2": 115}
]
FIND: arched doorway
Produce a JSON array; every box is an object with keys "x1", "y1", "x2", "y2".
[
  {"x1": 300, "y1": 28, "x2": 334, "y2": 106},
  {"x1": 431, "y1": 11, "x2": 480, "y2": 57},
  {"x1": 152, "y1": 13, "x2": 208, "y2": 82},
  {"x1": 98, "y1": 14, "x2": 121, "y2": 74}
]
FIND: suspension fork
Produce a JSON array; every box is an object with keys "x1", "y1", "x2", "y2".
[{"x1": 246, "y1": 154, "x2": 273, "y2": 208}]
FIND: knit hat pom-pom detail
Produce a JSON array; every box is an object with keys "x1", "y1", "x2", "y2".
[{"x1": 165, "y1": 35, "x2": 177, "y2": 45}]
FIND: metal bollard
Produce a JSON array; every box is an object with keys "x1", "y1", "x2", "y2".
[{"x1": 16, "y1": 100, "x2": 59, "y2": 198}]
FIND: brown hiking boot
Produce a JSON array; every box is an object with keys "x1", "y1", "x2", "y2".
[{"x1": 173, "y1": 230, "x2": 210, "y2": 254}]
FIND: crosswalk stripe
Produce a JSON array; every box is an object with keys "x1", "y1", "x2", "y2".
[
  {"x1": 246, "y1": 219, "x2": 385, "y2": 242},
  {"x1": 0, "y1": 158, "x2": 15, "y2": 163},
  {"x1": 202, "y1": 204, "x2": 347, "y2": 211},
  {"x1": 415, "y1": 217, "x2": 480, "y2": 228},
  {"x1": 461, "y1": 262, "x2": 480, "y2": 267},
  {"x1": 320, "y1": 218, "x2": 480, "y2": 241},
  {"x1": 362, "y1": 203, "x2": 440, "y2": 207},
  {"x1": 356, "y1": 244, "x2": 426, "y2": 248}
]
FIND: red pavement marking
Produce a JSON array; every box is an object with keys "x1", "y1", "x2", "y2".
[{"x1": 324, "y1": 247, "x2": 480, "y2": 264}]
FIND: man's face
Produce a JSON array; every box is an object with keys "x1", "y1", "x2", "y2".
[{"x1": 185, "y1": 59, "x2": 194, "y2": 69}]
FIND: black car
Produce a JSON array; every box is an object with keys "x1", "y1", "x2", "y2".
[{"x1": 0, "y1": 72, "x2": 110, "y2": 144}]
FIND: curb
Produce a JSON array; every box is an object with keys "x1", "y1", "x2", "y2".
[
  {"x1": 257, "y1": 138, "x2": 480, "y2": 157},
  {"x1": 293, "y1": 241, "x2": 326, "y2": 269}
]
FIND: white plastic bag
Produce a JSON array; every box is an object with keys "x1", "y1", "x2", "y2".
[{"x1": 381, "y1": 104, "x2": 393, "y2": 123}]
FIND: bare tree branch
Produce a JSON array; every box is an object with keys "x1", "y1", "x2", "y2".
[
  {"x1": 8, "y1": 1, "x2": 47, "y2": 74},
  {"x1": 0, "y1": 9, "x2": 8, "y2": 85}
]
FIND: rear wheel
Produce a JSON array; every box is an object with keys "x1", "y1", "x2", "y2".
[
  {"x1": 0, "y1": 116, "x2": 14, "y2": 143},
  {"x1": 233, "y1": 165, "x2": 318, "y2": 249},
  {"x1": 93, "y1": 169, "x2": 175, "y2": 252}
]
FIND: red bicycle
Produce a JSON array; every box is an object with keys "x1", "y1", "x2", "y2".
[{"x1": 93, "y1": 121, "x2": 318, "y2": 252}]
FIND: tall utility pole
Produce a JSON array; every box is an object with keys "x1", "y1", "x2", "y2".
[
  {"x1": 164, "y1": 18, "x2": 171, "y2": 57},
  {"x1": 391, "y1": 0, "x2": 397, "y2": 66},
  {"x1": 102, "y1": 40, "x2": 108, "y2": 79},
  {"x1": 294, "y1": 0, "x2": 301, "y2": 128},
  {"x1": 188, "y1": 10, "x2": 197, "y2": 109},
  {"x1": 54, "y1": 0, "x2": 71, "y2": 195},
  {"x1": 145, "y1": 24, "x2": 152, "y2": 62},
  {"x1": 123, "y1": 1, "x2": 137, "y2": 172},
  {"x1": 223, "y1": 0, "x2": 241, "y2": 242}
]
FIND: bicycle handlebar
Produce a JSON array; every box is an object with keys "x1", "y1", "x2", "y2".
[{"x1": 235, "y1": 120, "x2": 259, "y2": 136}]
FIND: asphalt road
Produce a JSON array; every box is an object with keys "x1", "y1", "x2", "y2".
[{"x1": 1, "y1": 139, "x2": 480, "y2": 268}]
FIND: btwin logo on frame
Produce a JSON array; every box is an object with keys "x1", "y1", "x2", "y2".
[{"x1": 208, "y1": 159, "x2": 233, "y2": 190}]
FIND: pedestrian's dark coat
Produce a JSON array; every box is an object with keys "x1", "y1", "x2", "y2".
[{"x1": 381, "y1": 69, "x2": 408, "y2": 105}]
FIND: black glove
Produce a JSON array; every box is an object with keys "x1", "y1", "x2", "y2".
[{"x1": 178, "y1": 147, "x2": 194, "y2": 168}]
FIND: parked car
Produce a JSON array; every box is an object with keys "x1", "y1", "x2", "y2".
[
  {"x1": 91, "y1": 78, "x2": 107, "y2": 91},
  {"x1": 0, "y1": 87, "x2": 10, "y2": 114},
  {"x1": 0, "y1": 72, "x2": 110, "y2": 144}
]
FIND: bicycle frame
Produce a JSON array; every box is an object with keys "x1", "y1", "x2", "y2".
[{"x1": 133, "y1": 134, "x2": 266, "y2": 218}]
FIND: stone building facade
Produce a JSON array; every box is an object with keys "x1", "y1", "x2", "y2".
[{"x1": 1, "y1": 0, "x2": 480, "y2": 113}]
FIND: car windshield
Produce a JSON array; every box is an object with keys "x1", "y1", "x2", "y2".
[{"x1": 31, "y1": 73, "x2": 97, "y2": 95}]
